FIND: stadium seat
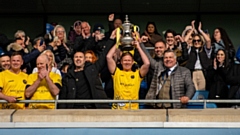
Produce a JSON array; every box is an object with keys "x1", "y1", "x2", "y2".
[{"x1": 187, "y1": 90, "x2": 217, "y2": 109}]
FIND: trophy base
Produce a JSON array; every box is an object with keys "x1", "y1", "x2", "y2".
[{"x1": 119, "y1": 45, "x2": 134, "y2": 52}]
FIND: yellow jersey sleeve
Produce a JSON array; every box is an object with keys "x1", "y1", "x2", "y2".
[
  {"x1": 0, "y1": 72, "x2": 3, "y2": 89},
  {"x1": 51, "y1": 73, "x2": 62, "y2": 86},
  {"x1": 27, "y1": 73, "x2": 36, "y2": 86}
]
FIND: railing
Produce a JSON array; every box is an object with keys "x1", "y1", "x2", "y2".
[{"x1": 1, "y1": 99, "x2": 240, "y2": 109}]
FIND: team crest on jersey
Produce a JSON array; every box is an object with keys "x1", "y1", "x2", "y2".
[
  {"x1": 131, "y1": 75, "x2": 135, "y2": 79},
  {"x1": 23, "y1": 79, "x2": 27, "y2": 84}
]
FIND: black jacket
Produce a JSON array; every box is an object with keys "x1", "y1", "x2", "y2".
[
  {"x1": 58, "y1": 39, "x2": 114, "y2": 109},
  {"x1": 186, "y1": 46, "x2": 212, "y2": 77},
  {"x1": 226, "y1": 64, "x2": 240, "y2": 99}
]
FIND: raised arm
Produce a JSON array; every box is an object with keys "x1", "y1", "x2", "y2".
[
  {"x1": 139, "y1": 41, "x2": 156, "y2": 69},
  {"x1": 25, "y1": 78, "x2": 41, "y2": 98},
  {"x1": 198, "y1": 22, "x2": 211, "y2": 49},
  {"x1": 135, "y1": 41, "x2": 150, "y2": 77},
  {"x1": 106, "y1": 44, "x2": 117, "y2": 74}
]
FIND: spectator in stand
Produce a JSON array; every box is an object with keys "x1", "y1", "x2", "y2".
[
  {"x1": 141, "y1": 22, "x2": 163, "y2": 47},
  {"x1": 32, "y1": 50, "x2": 61, "y2": 77},
  {"x1": 68, "y1": 20, "x2": 82, "y2": 44},
  {"x1": 182, "y1": 21, "x2": 198, "y2": 49},
  {"x1": 206, "y1": 49, "x2": 230, "y2": 107},
  {"x1": 58, "y1": 30, "x2": 116, "y2": 109},
  {"x1": 226, "y1": 58, "x2": 240, "y2": 107},
  {"x1": 185, "y1": 21, "x2": 212, "y2": 90},
  {"x1": 52, "y1": 25, "x2": 74, "y2": 69},
  {"x1": 107, "y1": 39, "x2": 150, "y2": 110},
  {"x1": 7, "y1": 33, "x2": 46, "y2": 74},
  {"x1": 211, "y1": 27, "x2": 235, "y2": 64},
  {"x1": 0, "y1": 54, "x2": 10, "y2": 72},
  {"x1": 25, "y1": 54, "x2": 61, "y2": 109},
  {"x1": 74, "y1": 21, "x2": 95, "y2": 52},
  {"x1": 84, "y1": 50, "x2": 98, "y2": 63},
  {"x1": 0, "y1": 52, "x2": 28, "y2": 109},
  {"x1": 164, "y1": 29, "x2": 189, "y2": 66},
  {"x1": 106, "y1": 13, "x2": 122, "y2": 38},
  {"x1": 92, "y1": 23, "x2": 107, "y2": 56},
  {"x1": 146, "y1": 50, "x2": 195, "y2": 109},
  {"x1": 139, "y1": 40, "x2": 166, "y2": 90}
]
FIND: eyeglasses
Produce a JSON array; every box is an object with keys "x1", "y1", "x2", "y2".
[
  {"x1": 193, "y1": 39, "x2": 201, "y2": 43},
  {"x1": 56, "y1": 30, "x2": 65, "y2": 33}
]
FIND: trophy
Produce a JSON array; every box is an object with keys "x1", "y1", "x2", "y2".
[{"x1": 118, "y1": 15, "x2": 139, "y2": 51}]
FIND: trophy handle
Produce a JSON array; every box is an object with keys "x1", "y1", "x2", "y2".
[{"x1": 133, "y1": 25, "x2": 140, "y2": 32}]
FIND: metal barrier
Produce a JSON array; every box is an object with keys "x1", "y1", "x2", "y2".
[{"x1": 1, "y1": 99, "x2": 240, "y2": 109}]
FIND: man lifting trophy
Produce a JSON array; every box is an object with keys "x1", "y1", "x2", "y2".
[{"x1": 116, "y1": 15, "x2": 139, "y2": 51}]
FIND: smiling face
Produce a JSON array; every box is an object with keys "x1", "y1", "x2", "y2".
[
  {"x1": 154, "y1": 41, "x2": 166, "y2": 58},
  {"x1": 37, "y1": 55, "x2": 49, "y2": 71},
  {"x1": 55, "y1": 27, "x2": 65, "y2": 41},
  {"x1": 0, "y1": 55, "x2": 10, "y2": 70},
  {"x1": 81, "y1": 22, "x2": 91, "y2": 35},
  {"x1": 166, "y1": 33, "x2": 175, "y2": 46},
  {"x1": 192, "y1": 35, "x2": 203, "y2": 49},
  {"x1": 74, "y1": 52, "x2": 85, "y2": 69},
  {"x1": 10, "y1": 54, "x2": 23, "y2": 71},
  {"x1": 120, "y1": 54, "x2": 134, "y2": 71},
  {"x1": 163, "y1": 51, "x2": 177, "y2": 68},
  {"x1": 216, "y1": 50, "x2": 225, "y2": 64}
]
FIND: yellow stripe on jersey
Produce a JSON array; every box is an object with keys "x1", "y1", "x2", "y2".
[{"x1": 27, "y1": 72, "x2": 62, "y2": 109}]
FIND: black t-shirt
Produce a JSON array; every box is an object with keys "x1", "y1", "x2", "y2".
[
  {"x1": 75, "y1": 71, "x2": 91, "y2": 99},
  {"x1": 74, "y1": 71, "x2": 95, "y2": 108}
]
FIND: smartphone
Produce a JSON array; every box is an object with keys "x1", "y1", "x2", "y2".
[
  {"x1": 40, "y1": 39, "x2": 44, "y2": 46},
  {"x1": 100, "y1": 29, "x2": 105, "y2": 34},
  {"x1": 46, "y1": 64, "x2": 48, "y2": 71},
  {"x1": 16, "y1": 96, "x2": 22, "y2": 99}
]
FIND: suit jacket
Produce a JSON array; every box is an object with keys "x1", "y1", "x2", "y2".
[{"x1": 146, "y1": 63, "x2": 195, "y2": 108}]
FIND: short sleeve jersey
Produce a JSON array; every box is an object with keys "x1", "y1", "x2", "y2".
[
  {"x1": 27, "y1": 72, "x2": 62, "y2": 109},
  {"x1": 0, "y1": 70, "x2": 28, "y2": 109},
  {"x1": 112, "y1": 68, "x2": 143, "y2": 110}
]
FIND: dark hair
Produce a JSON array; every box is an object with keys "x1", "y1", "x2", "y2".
[
  {"x1": 164, "y1": 29, "x2": 177, "y2": 39},
  {"x1": 216, "y1": 49, "x2": 229, "y2": 68},
  {"x1": 144, "y1": 22, "x2": 160, "y2": 35},
  {"x1": 155, "y1": 40, "x2": 166, "y2": 47},
  {"x1": 33, "y1": 37, "x2": 44, "y2": 45},
  {"x1": 211, "y1": 27, "x2": 234, "y2": 50},
  {"x1": 11, "y1": 51, "x2": 22, "y2": 57},
  {"x1": 0, "y1": 53, "x2": 10, "y2": 58}
]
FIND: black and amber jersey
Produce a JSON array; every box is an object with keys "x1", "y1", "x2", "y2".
[
  {"x1": 27, "y1": 72, "x2": 62, "y2": 109},
  {"x1": 0, "y1": 70, "x2": 28, "y2": 109}
]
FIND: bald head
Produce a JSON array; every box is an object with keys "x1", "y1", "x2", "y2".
[{"x1": 37, "y1": 54, "x2": 49, "y2": 71}]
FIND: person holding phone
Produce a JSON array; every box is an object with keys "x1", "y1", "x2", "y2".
[
  {"x1": 25, "y1": 54, "x2": 61, "y2": 109},
  {"x1": 0, "y1": 52, "x2": 28, "y2": 109}
]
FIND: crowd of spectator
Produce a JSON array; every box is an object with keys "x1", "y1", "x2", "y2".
[{"x1": 0, "y1": 13, "x2": 240, "y2": 110}]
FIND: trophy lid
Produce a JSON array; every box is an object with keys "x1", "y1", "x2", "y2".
[{"x1": 124, "y1": 15, "x2": 130, "y2": 24}]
